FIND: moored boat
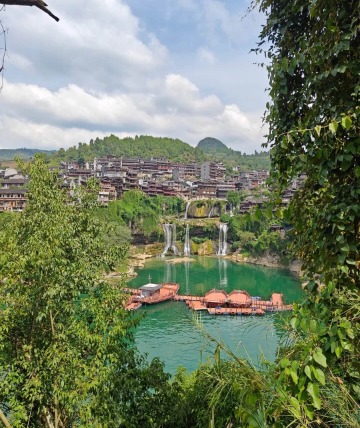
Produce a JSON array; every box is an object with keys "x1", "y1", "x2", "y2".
[
  {"x1": 134, "y1": 282, "x2": 179, "y2": 305},
  {"x1": 227, "y1": 290, "x2": 252, "y2": 308},
  {"x1": 203, "y1": 289, "x2": 228, "y2": 308}
]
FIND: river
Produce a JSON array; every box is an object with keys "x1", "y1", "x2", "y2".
[{"x1": 128, "y1": 256, "x2": 303, "y2": 375}]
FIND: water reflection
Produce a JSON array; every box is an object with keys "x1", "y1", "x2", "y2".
[{"x1": 218, "y1": 258, "x2": 228, "y2": 288}]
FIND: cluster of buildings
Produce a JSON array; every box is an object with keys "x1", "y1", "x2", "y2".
[
  {"x1": 60, "y1": 156, "x2": 269, "y2": 205},
  {"x1": 0, "y1": 156, "x2": 303, "y2": 213}
]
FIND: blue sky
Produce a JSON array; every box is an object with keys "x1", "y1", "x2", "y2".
[{"x1": 0, "y1": 0, "x2": 268, "y2": 153}]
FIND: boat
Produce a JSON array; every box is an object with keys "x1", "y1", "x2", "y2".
[
  {"x1": 227, "y1": 290, "x2": 252, "y2": 308},
  {"x1": 203, "y1": 289, "x2": 227, "y2": 308},
  {"x1": 134, "y1": 281, "x2": 179, "y2": 305}
]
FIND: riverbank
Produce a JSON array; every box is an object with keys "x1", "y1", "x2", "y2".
[
  {"x1": 125, "y1": 244, "x2": 303, "y2": 279},
  {"x1": 228, "y1": 251, "x2": 303, "y2": 278}
]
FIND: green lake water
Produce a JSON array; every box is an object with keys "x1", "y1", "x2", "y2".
[{"x1": 128, "y1": 256, "x2": 303, "y2": 375}]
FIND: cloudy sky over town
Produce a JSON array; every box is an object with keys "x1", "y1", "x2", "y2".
[{"x1": 0, "y1": 0, "x2": 268, "y2": 153}]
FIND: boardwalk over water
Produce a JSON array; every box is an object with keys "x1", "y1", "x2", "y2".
[{"x1": 174, "y1": 293, "x2": 292, "y2": 315}]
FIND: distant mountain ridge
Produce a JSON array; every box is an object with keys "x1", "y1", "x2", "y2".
[
  {"x1": 196, "y1": 137, "x2": 270, "y2": 170},
  {"x1": 0, "y1": 148, "x2": 54, "y2": 161}
]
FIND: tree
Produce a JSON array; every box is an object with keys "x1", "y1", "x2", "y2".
[
  {"x1": 0, "y1": 157, "x2": 173, "y2": 427},
  {"x1": 255, "y1": 0, "x2": 360, "y2": 423},
  {"x1": 1, "y1": 1, "x2": 59, "y2": 21},
  {"x1": 1, "y1": 1, "x2": 58, "y2": 84}
]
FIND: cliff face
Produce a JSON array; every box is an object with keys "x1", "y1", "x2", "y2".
[
  {"x1": 187, "y1": 201, "x2": 222, "y2": 218},
  {"x1": 193, "y1": 240, "x2": 215, "y2": 256}
]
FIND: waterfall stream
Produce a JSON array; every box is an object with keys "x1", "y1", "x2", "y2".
[
  {"x1": 217, "y1": 223, "x2": 228, "y2": 256},
  {"x1": 183, "y1": 223, "x2": 190, "y2": 256},
  {"x1": 184, "y1": 201, "x2": 190, "y2": 219},
  {"x1": 162, "y1": 223, "x2": 180, "y2": 256}
]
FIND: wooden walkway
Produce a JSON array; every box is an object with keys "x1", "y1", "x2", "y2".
[
  {"x1": 174, "y1": 292, "x2": 292, "y2": 313},
  {"x1": 124, "y1": 288, "x2": 293, "y2": 314}
]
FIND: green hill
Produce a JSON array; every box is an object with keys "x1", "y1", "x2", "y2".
[
  {"x1": 196, "y1": 137, "x2": 270, "y2": 171},
  {"x1": 0, "y1": 148, "x2": 54, "y2": 161},
  {"x1": 55, "y1": 135, "x2": 207, "y2": 164},
  {"x1": 197, "y1": 137, "x2": 230, "y2": 154},
  {"x1": 21, "y1": 134, "x2": 271, "y2": 172}
]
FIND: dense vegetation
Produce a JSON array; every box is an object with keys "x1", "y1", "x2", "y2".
[
  {"x1": 54, "y1": 135, "x2": 206, "y2": 164},
  {"x1": 0, "y1": 159, "x2": 181, "y2": 427},
  {"x1": 93, "y1": 190, "x2": 185, "y2": 241},
  {"x1": 253, "y1": 0, "x2": 360, "y2": 424}
]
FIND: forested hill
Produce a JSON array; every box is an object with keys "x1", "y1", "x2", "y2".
[
  {"x1": 0, "y1": 148, "x2": 54, "y2": 161},
  {"x1": 55, "y1": 135, "x2": 207, "y2": 164},
  {"x1": 197, "y1": 137, "x2": 270, "y2": 170},
  {"x1": 197, "y1": 137, "x2": 230, "y2": 154},
  {"x1": 52, "y1": 134, "x2": 271, "y2": 171}
]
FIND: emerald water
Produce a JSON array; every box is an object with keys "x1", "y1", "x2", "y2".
[{"x1": 128, "y1": 256, "x2": 303, "y2": 375}]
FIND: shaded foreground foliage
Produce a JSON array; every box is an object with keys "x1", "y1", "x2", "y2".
[{"x1": 0, "y1": 158, "x2": 180, "y2": 427}]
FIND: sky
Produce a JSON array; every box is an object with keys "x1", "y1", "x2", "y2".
[{"x1": 0, "y1": 0, "x2": 268, "y2": 153}]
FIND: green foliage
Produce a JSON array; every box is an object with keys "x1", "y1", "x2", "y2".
[
  {"x1": 0, "y1": 157, "x2": 175, "y2": 427},
  {"x1": 51, "y1": 134, "x2": 270, "y2": 171},
  {"x1": 54, "y1": 135, "x2": 207, "y2": 163},
  {"x1": 171, "y1": 352, "x2": 270, "y2": 428},
  {"x1": 254, "y1": 0, "x2": 360, "y2": 423}
]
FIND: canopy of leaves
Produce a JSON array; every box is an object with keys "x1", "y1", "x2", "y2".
[
  {"x1": 55, "y1": 135, "x2": 206, "y2": 164},
  {"x1": 254, "y1": 0, "x2": 360, "y2": 422},
  {"x1": 0, "y1": 158, "x2": 177, "y2": 427}
]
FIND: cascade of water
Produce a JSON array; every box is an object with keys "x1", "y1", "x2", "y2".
[
  {"x1": 184, "y1": 201, "x2": 191, "y2": 219},
  {"x1": 183, "y1": 223, "x2": 191, "y2": 256},
  {"x1": 162, "y1": 223, "x2": 181, "y2": 256},
  {"x1": 217, "y1": 223, "x2": 228, "y2": 256},
  {"x1": 162, "y1": 223, "x2": 172, "y2": 256},
  {"x1": 171, "y1": 224, "x2": 181, "y2": 255}
]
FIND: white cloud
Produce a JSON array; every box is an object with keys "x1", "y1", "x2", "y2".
[
  {"x1": 2, "y1": 0, "x2": 168, "y2": 91},
  {"x1": 0, "y1": 76, "x2": 264, "y2": 151},
  {"x1": 0, "y1": 0, "x2": 267, "y2": 153},
  {"x1": 197, "y1": 47, "x2": 216, "y2": 64}
]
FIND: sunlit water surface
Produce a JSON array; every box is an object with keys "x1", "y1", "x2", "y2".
[{"x1": 128, "y1": 256, "x2": 303, "y2": 375}]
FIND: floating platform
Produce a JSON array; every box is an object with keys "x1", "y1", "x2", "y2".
[{"x1": 124, "y1": 286, "x2": 293, "y2": 315}]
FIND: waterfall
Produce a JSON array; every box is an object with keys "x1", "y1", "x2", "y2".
[
  {"x1": 184, "y1": 201, "x2": 191, "y2": 219},
  {"x1": 183, "y1": 223, "x2": 190, "y2": 256},
  {"x1": 217, "y1": 223, "x2": 228, "y2": 256},
  {"x1": 162, "y1": 223, "x2": 180, "y2": 256}
]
